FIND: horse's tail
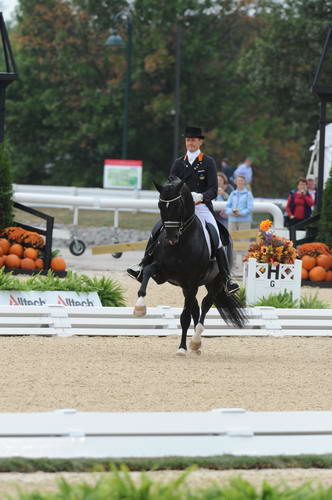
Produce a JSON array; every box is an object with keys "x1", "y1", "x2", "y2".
[{"x1": 211, "y1": 276, "x2": 247, "y2": 328}]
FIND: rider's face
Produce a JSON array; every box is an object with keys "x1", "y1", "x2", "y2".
[{"x1": 185, "y1": 137, "x2": 203, "y2": 152}]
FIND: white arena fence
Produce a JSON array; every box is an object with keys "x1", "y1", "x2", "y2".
[
  {"x1": 1, "y1": 408, "x2": 332, "y2": 458},
  {"x1": 2, "y1": 304, "x2": 331, "y2": 460},
  {"x1": 0, "y1": 305, "x2": 332, "y2": 337},
  {"x1": 13, "y1": 188, "x2": 285, "y2": 228}
]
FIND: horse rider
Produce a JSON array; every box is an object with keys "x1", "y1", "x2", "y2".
[{"x1": 127, "y1": 126, "x2": 240, "y2": 295}]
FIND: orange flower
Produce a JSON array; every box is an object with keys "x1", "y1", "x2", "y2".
[{"x1": 259, "y1": 219, "x2": 272, "y2": 232}]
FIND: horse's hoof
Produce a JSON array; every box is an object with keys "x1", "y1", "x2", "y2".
[
  {"x1": 189, "y1": 337, "x2": 202, "y2": 351},
  {"x1": 176, "y1": 348, "x2": 187, "y2": 356},
  {"x1": 133, "y1": 305, "x2": 146, "y2": 317}
]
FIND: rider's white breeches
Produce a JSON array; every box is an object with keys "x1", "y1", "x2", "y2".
[{"x1": 195, "y1": 204, "x2": 222, "y2": 253}]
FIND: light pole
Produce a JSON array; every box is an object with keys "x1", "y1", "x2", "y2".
[
  {"x1": 173, "y1": 22, "x2": 182, "y2": 161},
  {"x1": 106, "y1": 14, "x2": 133, "y2": 160}
]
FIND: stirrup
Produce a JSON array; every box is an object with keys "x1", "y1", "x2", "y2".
[{"x1": 225, "y1": 279, "x2": 240, "y2": 296}]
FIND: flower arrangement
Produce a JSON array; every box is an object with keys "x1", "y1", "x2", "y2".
[
  {"x1": 1, "y1": 226, "x2": 45, "y2": 249},
  {"x1": 244, "y1": 219, "x2": 297, "y2": 264},
  {"x1": 297, "y1": 242, "x2": 331, "y2": 257}
]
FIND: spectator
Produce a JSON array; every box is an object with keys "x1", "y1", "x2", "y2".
[
  {"x1": 226, "y1": 175, "x2": 254, "y2": 231},
  {"x1": 306, "y1": 175, "x2": 317, "y2": 204},
  {"x1": 220, "y1": 158, "x2": 236, "y2": 187},
  {"x1": 233, "y1": 157, "x2": 253, "y2": 189},
  {"x1": 216, "y1": 172, "x2": 234, "y2": 227},
  {"x1": 285, "y1": 177, "x2": 314, "y2": 226}
]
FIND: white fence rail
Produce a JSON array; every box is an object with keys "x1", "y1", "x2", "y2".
[
  {"x1": 0, "y1": 305, "x2": 331, "y2": 337},
  {"x1": 1, "y1": 408, "x2": 332, "y2": 458},
  {"x1": 13, "y1": 189, "x2": 285, "y2": 228}
]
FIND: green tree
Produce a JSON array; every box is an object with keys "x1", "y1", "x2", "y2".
[
  {"x1": 239, "y1": 0, "x2": 332, "y2": 160},
  {"x1": 8, "y1": 0, "x2": 126, "y2": 186},
  {"x1": 5, "y1": 0, "x2": 316, "y2": 196},
  {"x1": 0, "y1": 140, "x2": 14, "y2": 229}
]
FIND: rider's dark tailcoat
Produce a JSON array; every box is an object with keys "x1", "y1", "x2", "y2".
[{"x1": 170, "y1": 152, "x2": 230, "y2": 245}]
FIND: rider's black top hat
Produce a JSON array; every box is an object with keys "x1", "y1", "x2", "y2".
[{"x1": 183, "y1": 126, "x2": 205, "y2": 139}]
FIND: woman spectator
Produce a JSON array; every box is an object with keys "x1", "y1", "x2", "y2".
[
  {"x1": 285, "y1": 177, "x2": 314, "y2": 226},
  {"x1": 225, "y1": 175, "x2": 254, "y2": 231}
]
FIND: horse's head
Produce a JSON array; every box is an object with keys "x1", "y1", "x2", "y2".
[{"x1": 154, "y1": 176, "x2": 194, "y2": 245}]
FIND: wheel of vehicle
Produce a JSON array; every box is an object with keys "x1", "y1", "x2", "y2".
[
  {"x1": 69, "y1": 239, "x2": 86, "y2": 256},
  {"x1": 112, "y1": 252, "x2": 123, "y2": 259}
]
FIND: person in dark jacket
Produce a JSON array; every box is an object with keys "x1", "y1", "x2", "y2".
[
  {"x1": 285, "y1": 177, "x2": 314, "y2": 226},
  {"x1": 220, "y1": 158, "x2": 236, "y2": 188},
  {"x1": 127, "y1": 126, "x2": 239, "y2": 295}
]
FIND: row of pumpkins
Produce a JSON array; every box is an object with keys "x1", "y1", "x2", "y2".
[
  {"x1": 0, "y1": 238, "x2": 66, "y2": 271},
  {"x1": 301, "y1": 253, "x2": 332, "y2": 282}
]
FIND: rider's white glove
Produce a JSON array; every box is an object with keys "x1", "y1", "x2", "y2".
[{"x1": 191, "y1": 192, "x2": 203, "y2": 203}]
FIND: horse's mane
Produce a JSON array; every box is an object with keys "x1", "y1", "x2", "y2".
[{"x1": 164, "y1": 176, "x2": 192, "y2": 205}]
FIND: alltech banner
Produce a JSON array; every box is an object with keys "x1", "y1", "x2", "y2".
[{"x1": 0, "y1": 291, "x2": 102, "y2": 307}]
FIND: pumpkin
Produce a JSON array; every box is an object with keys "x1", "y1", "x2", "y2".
[
  {"x1": 51, "y1": 256, "x2": 66, "y2": 271},
  {"x1": 20, "y1": 257, "x2": 35, "y2": 270},
  {"x1": 0, "y1": 238, "x2": 10, "y2": 255},
  {"x1": 309, "y1": 265, "x2": 327, "y2": 282},
  {"x1": 0, "y1": 256, "x2": 4, "y2": 268},
  {"x1": 35, "y1": 258, "x2": 44, "y2": 270},
  {"x1": 9, "y1": 243, "x2": 24, "y2": 258},
  {"x1": 5, "y1": 254, "x2": 21, "y2": 268},
  {"x1": 316, "y1": 253, "x2": 331, "y2": 270},
  {"x1": 23, "y1": 247, "x2": 38, "y2": 260},
  {"x1": 301, "y1": 268, "x2": 309, "y2": 280},
  {"x1": 302, "y1": 255, "x2": 316, "y2": 271},
  {"x1": 325, "y1": 270, "x2": 332, "y2": 281}
]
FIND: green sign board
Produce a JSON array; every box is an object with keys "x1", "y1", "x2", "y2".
[{"x1": 103, "y1": 160, "x2": 142, "y2": 189}]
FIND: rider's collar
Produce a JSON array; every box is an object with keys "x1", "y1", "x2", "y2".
[{"x1": 184, "y1": 150, "x2": 203, "y2": 164}]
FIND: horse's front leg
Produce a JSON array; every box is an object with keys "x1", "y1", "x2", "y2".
[
  {"x1": 177, "y1": 287, "x2": 198, "y2": 356},
  {"x1": 133, "y1": 263, "x2": 158, "y2": 317},
  {"x1": 189, "y1": 297, "x2": 203, "y2": 353}
]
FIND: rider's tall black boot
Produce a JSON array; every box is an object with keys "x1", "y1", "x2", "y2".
[
  {"x1": 127, "y1": 221, "x2": 162, "y2": 283},
  {"x1": 215, "y1": 247, "x2": 240, "y2": 295}
]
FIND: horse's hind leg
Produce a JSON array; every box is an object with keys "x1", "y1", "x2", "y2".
[
  {"x1": 133, "y1": 263, "x2": 157, "y2": 317},
  {"x1": 200, "y1": 289, "x2": 214, "y2": 326},
  {"x1": 177, "y1": 287, "x2": 198, "y2": 356}
]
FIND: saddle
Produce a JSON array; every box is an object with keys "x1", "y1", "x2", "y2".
[{"x1": 205, "y1": 222, "x2": 219, "y2": 260}]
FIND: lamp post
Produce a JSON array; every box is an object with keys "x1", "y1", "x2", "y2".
[
  {"x1": 173, "y1": 22, "x2": 182, "y2": 161},
  {"x1": 106, "y1": 14, "x2": 132, "y2": 160},
  {"x1": 0, "y1": 12, "x2": 18, "y2": 143}
]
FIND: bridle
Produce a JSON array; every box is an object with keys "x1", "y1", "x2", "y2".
[{"x1": 159, "y1": 193, "x2": 195, "y2": 236}]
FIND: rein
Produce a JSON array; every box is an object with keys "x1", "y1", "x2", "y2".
[{"x1": 159, "y1": 194, "x2": 196, "y2": 236}]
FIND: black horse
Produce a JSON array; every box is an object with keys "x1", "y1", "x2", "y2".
[{"x1": 133, "y1": 176, "x2": 247, "y2": 355}]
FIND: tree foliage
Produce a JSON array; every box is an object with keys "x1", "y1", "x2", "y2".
[{"x1": 4, "y1": 0, "x2": 331, "y2": 197}]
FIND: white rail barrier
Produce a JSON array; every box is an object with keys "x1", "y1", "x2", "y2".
[
  {"x1": 1, "y1": 408, "x2": 332, "y2": 457},
  {"x1": 0, "y1": 305, "x2": 331, "y2": 337},
  {"x1": 13, "y1": 192, "x2": 285, "y2": 228}
]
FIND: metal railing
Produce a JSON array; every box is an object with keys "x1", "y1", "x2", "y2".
[{"x1": 13, "y1": 190, "x2": 285, "y2": 228}]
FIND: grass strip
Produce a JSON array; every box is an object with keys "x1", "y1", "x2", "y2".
[
  {"x1": 1, "y1": 454, "x2": 332, "y2": 473},
  {"x1": 6, "y1": 468, "x2": 332, "y2": 499}
]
